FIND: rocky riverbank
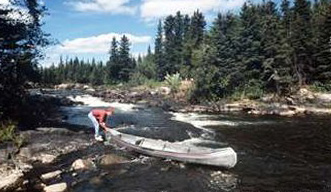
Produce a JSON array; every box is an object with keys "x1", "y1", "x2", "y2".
[
  {"x1": 0, "y1": 91, "x2": 130, "y2": 192},
  {"x1": 88, "y1": 84, "x2": 331, "y2": 117},
  {"x1": 0, "y1": 126, "x2": 137, "y2": 192}
]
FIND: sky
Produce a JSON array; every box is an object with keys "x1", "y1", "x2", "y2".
[{"x1": 1, "y1": 0, "x2": 270, "y2": 67}]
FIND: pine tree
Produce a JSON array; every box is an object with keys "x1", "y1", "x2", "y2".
[
  {"x1": 0, "y1": 0, "x2": 50, "y2": 118},
  {"x1": 240, "y1": 3, "x2": 264, "y2": 81},
  {"x1": 118, "y1": 35, "x2": 132, "y2": 82},
  {"x1": 291, "y1": 0, "x2": 314, "y2": 85},
  {"x1": 107, "y1": 37, "x2": 120, "y2": 82},
  {"x1": 314, "y1": 1, "x2": 331, "y2": 82},
  {"x1": 174, "y1": 11, "x2": 184, "y2": 72},
  {"x1": 154, "y1": 20, "x2": 165, "y2": 80},
  {"x1": 261, "y1": 0, "x2": 292, "y2": 95},
  {"x1": 190, "y1": 10, "x2": 206, "y2": 49},
  {"x1": 163, "y1": 15, "x2": 177, "y2": 75},
  {"x1": 181, "y1": 14, "x2": 192, "y2": 77}
]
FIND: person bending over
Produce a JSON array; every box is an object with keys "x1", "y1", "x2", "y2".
[{"x1": 88, "y1": 107, "x2": 114, "y2": 141}]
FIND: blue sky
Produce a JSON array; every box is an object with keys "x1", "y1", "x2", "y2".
[{"x1": 37, "y1": 0, "x2": 268, "y2": 67}]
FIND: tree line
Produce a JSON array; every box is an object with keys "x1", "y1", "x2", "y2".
[
  {"x1": 42, "y1": 0, "x2": 331, "y2": 102},
  {"x1": 40, "y1": 35, "x2": 137, "y2": 85}
]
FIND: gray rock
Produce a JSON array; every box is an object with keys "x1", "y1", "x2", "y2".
[
  {"x1": 99, "y1": 154, "x2": 128, "y2": 166},
  {"x1": 18, "y1": 147, "x2": 33, "y2": 159},
  {"x1": 44, "y1": 182, "x2": 67, "y2": 192}
]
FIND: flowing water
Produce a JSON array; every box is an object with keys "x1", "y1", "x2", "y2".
[{"x1": 54, "y1": 91, "x2": 331, "y2": 191}]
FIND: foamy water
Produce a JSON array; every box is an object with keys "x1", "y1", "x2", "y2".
[
  {"x1": 67, "y1": 94, "x2": 137, "y2": 112},
  {"x1": 170, "y1": 112, "x2": 275, "y2": 130}
]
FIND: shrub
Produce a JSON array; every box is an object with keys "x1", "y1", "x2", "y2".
[
  {"x1": 0, "y1": 121, "x2": 24, "y2": 148},
  {"x1": 310, "y1": 81, "x2": 331, "y2": 93},
  {"x1": 164, "y1": 73, "x2": 182, "y2": 93}
]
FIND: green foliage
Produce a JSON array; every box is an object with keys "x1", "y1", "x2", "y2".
[
  {"x1": 0, "y1": 121, "x2": 25, "y2": 148},
  {"x1": 164, "y1": 73, "x2": 182, "y2": 93},
  {"x1": 310, "y1": 81, "x2": 331, "y2": 93},
  {"x1": 0, "y1": 0, "x2": 50, "y2": 119}
]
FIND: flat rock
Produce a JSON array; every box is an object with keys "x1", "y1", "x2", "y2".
[
  {"x1": 44, "y1": 182, "x2": 67, "y2": 192},
  {"x1": 41, "y1": 170, "x2": 62, "y2": 181},
  {"x1": 0, "y1": 171, "x2": 24, "y2": 191}
]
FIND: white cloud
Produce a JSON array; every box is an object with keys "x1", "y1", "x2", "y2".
[
  {"x1": 0, "y1": 0, "x2": 9, "y2": 5},
  {"x1": 140, "y1": 0, "x2": 245, "y2": 21},
  {"x1": 41, "y1": 33, "x2": 151, "y2": 67},
  {"x1": 68, "y1": 0, "x2": 137, "y2": 14},
  {"x1": 58, "y1": 33, "x2": 151, "y2": 54}
]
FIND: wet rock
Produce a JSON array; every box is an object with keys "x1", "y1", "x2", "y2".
[
  {"x1": 41, "y1": 170, "x2": 62, "y2": 182},
  {"x1": 99, "y1": 154, "x2": 128, "y2": 166},
  {"x1": 71, "y1": 159, "x2": 94, "y2": 171},
  {"x1": 0, "y1": 171, "x2": 24, "y2": 191},
  {"x1": 43, "y1": 182, "x2": 67, "y2": 192}
]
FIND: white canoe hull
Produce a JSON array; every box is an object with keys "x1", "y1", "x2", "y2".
[{"x1": 104, "y1": 127, "x2": 237, "y2": 168}]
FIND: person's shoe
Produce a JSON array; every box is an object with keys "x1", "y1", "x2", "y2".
[{"x1": 95, "y1": 135, "x2": 104, "y2": 142}]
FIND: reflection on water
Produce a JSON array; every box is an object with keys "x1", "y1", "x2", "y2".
[{"x1": 58, "y1": 91, "x2": 331, "y2": 191}]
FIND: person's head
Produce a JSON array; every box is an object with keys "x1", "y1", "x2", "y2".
[{"x1": 106, "y1": 107, "x2": 114, "y2": 115}]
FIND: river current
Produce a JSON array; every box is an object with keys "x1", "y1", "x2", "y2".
[{"x1": 55, "y1": 91, "x2": 331, "y2": 191}]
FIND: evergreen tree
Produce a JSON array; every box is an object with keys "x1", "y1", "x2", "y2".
[
  {"x1": 238, "y1": 2, "x2": 264, "y2": 84},
  {"x1": 163, "y1": 15, "x2": 177, "y2": 75},
  {"x1": 154, "y1": 20, "x2": 165, "y2": 80},
  {"x1": 261, "y1": 0, "x2": 292, "y2": 95},
  {"x1": 314, "y1": 1, "x2": 331, "y2": 82},
  {"x1": 190, "y1": 10, "x2": 206, "y2": 49},
  {"x1": 107, "y1": 37, "x2": 120, "y2": 82},
  {"x1": 0, "y1": 0, "x2": 50, "y2": 118},
  {"x1": 118, "y1": 35, "x2": 133, "y2": 82},
  {"x1": 291, "y1": 0, "x2": 314, "y2": 85}
]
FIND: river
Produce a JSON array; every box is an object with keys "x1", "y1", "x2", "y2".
[{"x1": 56, "y1": 91, "x2": 331, "y2": 191}]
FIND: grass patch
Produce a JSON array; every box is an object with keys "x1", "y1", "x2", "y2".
[{"x1": 0, "y1": 121, "x2": 25, "y2": 148}]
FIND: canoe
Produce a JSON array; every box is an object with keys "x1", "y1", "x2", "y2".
[{"x1": 103, "y1": 126, "x2": 237, "y2": 168}]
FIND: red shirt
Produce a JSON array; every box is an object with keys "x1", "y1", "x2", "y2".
[{"x1": 91, "y1": 109, "x2": 109, "y2": 123}]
